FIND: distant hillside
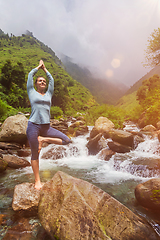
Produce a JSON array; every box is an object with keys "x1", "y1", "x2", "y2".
[
  {"x1": 125, "y1": 65, "x2": 160, "y2": 95},
  {"x1": 116, "y1": 65, "x2": 160, "y2": 112},
  {"x1": 0, "y1": 30, "x2": 97, "y2": 114},
  {"x1": 60, "y1": 55, "x2": 128, "y2": 105}
]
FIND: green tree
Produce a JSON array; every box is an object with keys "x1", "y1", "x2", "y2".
[
  {"x1": 145, "y1": 28, "x2": 160, "y2": 67},
  {"x1": 137, "y1": 74, "x2": 160, "y2": 106},
  {"x1": 0, "y1": 59, "x2": 12, "y2": 93},
  {"x1": 52, "y1": 78, "x2": 69, "y2": 111},
  {"x1": 0, "y1": 60, "x2": 27, "y2": 108},
  {"x1": 136, "y1": 74, "x2": 160, "y2": 126}
]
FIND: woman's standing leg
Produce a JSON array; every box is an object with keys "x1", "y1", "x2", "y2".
[{"x1": 27, "y1": 122, "x2": 42, "y2": 190}]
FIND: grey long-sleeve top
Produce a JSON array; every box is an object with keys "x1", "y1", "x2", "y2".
[{"x1": 27, "y1": 68, "x2": 54, "y2": 124}]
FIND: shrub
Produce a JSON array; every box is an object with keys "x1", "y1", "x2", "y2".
[
  {"x1": 50, "y1": 106, "x2": 63, "y2": 119},
  {"x1": 0, "y1": 99, "x2": 8, "y2": 117}
]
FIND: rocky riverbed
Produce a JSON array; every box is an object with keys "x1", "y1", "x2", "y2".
[{"x1": 1, "y1": 114, "x2": 160, "y2": 239}]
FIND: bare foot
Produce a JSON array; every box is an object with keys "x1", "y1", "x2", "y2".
[{"x1": 35, "y1": 181, "x2": 42, "y2": 190}]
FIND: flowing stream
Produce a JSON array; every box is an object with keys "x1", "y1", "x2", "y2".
[{"x1": 1, "y1": 122, "x2": 160, "y2": 238}]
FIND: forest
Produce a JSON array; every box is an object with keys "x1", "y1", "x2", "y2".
[{"x1": 0, "y1": 28, "x2": 160, "y2": 128}]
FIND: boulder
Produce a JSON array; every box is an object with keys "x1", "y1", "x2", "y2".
[
  {"x1": 69, "y1": 120, "x2": 85, "y2": 128},
  {"x1": 68, "y1": 120, "x2": 88, "y2": 137},
  {"x1": 17, "y1": 148, "x2": 31, "y2": 157},
  {"x1": 0, "y1": 142, "x2": 21, "y2": 150},
  {"x1": 109, "y1": 129, "x2": 134, "y2": 147},
  {"x1": 12, "y1": 183, "x2": 42, "y2": 215},
  {"x1": 0, "y1": 114, "x2": 28, "y2": 144},
  {"x1": 86, "y1": 133, "x2": 103, "y2": 155},
  {"x1": 38, "y1": 171, "x2": 159, "y2": 240},
  {"x1": 42, "y1": 145, "x2": 79, "y2": 160},
  {"x1": 133, "y1": 135, "x2": 145, "y2": 149},
  {"x1": 90, "y1": 117, "x2": 114, "y2": 139},
  {"x1": 108, "y1": 141, "x2": 132, "y2": 153},
  {"x1": 3, "y1": 154, "x2": 31, "y2": 168},
  {"x1": 135, "y1": 178, "x2": 160, "y2": 211},
  {"x1": 42, "y1": 146, "x2": 67, "y2": 159},
  {"x1": 141, "y1": 125, "x2": 157, "y2": 132},
  {"x1": 97, "y1": 148, "x2": 115, "y2": 161},
  {"x1": 75, "y1": 125, "x2": 88, "y2": 136},
  {"x1": 50, "y1": 119, "x2": 68, "y2": 135},
  {"x1": 95, "y1": 116, "x2": 115, "y2": 131}
]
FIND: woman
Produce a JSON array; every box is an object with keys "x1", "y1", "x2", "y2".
[{"x1": 27, "y1": 60, "x2": 71, "y2": 190}]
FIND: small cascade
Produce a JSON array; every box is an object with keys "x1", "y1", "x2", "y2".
[{"x1": 0, "y1": 122, "x2": 160, "y2": 237}]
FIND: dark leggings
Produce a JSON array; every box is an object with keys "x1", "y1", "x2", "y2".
[{"x1": 26, "y1": 121, "x2": 71, "y2": 160}]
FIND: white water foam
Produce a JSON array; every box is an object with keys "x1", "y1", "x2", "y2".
[{"x1": 33, "y1": 132, "x2": 160, "y2": 185}]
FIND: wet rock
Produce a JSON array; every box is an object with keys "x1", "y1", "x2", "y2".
[
  {"x1": 2, "y1": 218, "x2": 41, "y2": 240},
  {"x1": 0, "y1": 114, "x2": 28, "y2": 144},
  {"x1": 108, "y1": 141, "x2": 132, "y2": 153},
  {"x1": 17, "y1": 148, "x2": 31, "y2": 157},
  {"x1": 12, "y1": 183, "x2": 42, "y2": 215},
  {"x1": 89, "y1": 127, "x2": 99, "y2": 139},
  {"x1": 50, "y1": 119, "x2": 68, "y2": 134},
  {"x1": 97, "y1": 148, "x2": 115, "y2": 161},
  {"x1": 42, "y1": 146, "x2": 67, "y2": 159},
  {"x1": 86, "y1": 133, "x2": 103, "y2": 155},
  {"x1": 75, "y1": 125, "x2": 88, "y2": 136},
  {"x1": 68, "y1": 120, "x2": 88, "y2": 137},
  {"x1": 109, "y1": 129, "x2": 134, "y2": 147},
  {"x1": 133, "y1": 135, "x2": 145, "y2": 149},
  {"x1": 0, "y1": 142, "x2": 21, "y2": 150},
  {"x1": 128, "y1": 157, "x2": 160, "y2": 171},
  {"x1": 135, "y1": 178, "x2": 160, "y2": 211},
  {"x1": 3, "y1": 154, "x2": 31, "y2": 168},
  {"x1": 38, "y1": 171, "x2": 159, "y2": 240},
  {"x1": 42, "y1": 145, "x2": 79, "y2": 160}
]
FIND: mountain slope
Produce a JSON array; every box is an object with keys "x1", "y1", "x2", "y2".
[
  {"x1": 125, "y1": 65, "x2": 160, "y2": 95},
  {"x1": 61, "y1": 55, "x2": 128, "y2": 105},
  {"x1": 116, "y1": 65, "x2": 160, "y2": 111},
  {"x1": 0, "y1": 30, "x2": 97, "y2": 113}
]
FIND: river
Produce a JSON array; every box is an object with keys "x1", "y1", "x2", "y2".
[{"x1": 0, "y1": 122, "x2": 160, "y2": 238}]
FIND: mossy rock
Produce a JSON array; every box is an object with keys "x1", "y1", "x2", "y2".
[{"x1": 0, "y1": 158, "x2": 8, "y2": 173}]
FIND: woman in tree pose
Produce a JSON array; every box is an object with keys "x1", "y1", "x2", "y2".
[{"x1": 27, "y1": 60, "x2": 71, "y2": 190}]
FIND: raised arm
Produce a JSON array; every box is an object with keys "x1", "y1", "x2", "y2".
[
  {"x1": 27, "y1": 60, "x2": 44, "y2": 93},
  {"x1": 27, "y1": 68, "x2": 38, "y2": 94},
  {"x1": 41, "y1": 60, "x2": 54, "y2": 96}
]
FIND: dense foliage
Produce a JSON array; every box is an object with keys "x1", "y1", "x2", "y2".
[
  {"x1": 1, "y1": 28, "x2": 160, "y2": 129},
  {"x1": 0, "y1": 30, "x2": 98, "y2": 122},
  {"x1": 145, "y1": 28, "x2": 160, "y2": 67},
  {"x1": 136, "y1": 74, "x2": 160, "y2": 126},
  {"x1": 85, "y1": 104, "x2": 126, "y2": 128},
  {"x1": 0, "y1": 60, "x2": 27, "y2": 108}
]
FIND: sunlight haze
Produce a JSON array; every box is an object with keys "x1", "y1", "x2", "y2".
[{"x1": 0, "y1": 0, "x2": 160, "y2": 86}]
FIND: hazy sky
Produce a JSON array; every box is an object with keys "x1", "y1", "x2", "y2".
[{"x1": 0, "y1": 0, "x2": 160, "y2": 86}]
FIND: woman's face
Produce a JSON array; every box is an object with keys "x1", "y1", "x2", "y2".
[{"x1": 35, "y1": 77, "x2": 46, "y2": 93}]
